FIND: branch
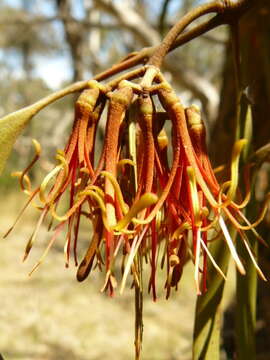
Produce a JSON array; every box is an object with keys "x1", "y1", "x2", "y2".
[
  {"x1": 159, "y1": 0, "x2": 173, "y2": 35},
  {"x1": 93, "y1": 0, "x2": 160, "y2": 46},
  {"x1": 0, "y1": 0, "x2": 254, "y2": 176},
  {"x1": 0, "y1": 14, "x2": 122, "y2": 30},
  {"x1": 0, "y1": 16, "x2": 226, "y2": 46},
  {"x1": 0, "y1": 0, "x2": 252, "y2": 97},
  {"x1": 149, "y1": 0, "x2": 254, "y2": 68}
]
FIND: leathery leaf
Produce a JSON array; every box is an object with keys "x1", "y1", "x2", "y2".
[
  {"x1": 193, "y1": 232, "x2": 232, "y2": 360},
  {"x1": 0, "y1": 79, "x2": 90, "y2": 175}
]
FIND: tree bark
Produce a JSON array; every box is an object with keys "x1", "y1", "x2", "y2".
[
  {"x1": 56, "y1": 0, "x2": 84, "y2": 81},
  {"x1": 212, "y1": 1, "x2": 270, "y2": 358}
]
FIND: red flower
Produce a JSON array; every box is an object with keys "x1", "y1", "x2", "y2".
[{"x1": 7, "y1": 73, "x2": 268, "y2": 298}]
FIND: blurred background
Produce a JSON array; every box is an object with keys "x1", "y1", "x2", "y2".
[{"x1": 0, "y1": 0, "x2": 269, "y2": 359}]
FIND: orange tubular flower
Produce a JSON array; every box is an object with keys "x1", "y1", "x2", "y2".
[{"x1": 6, "y1": 70, "x2": 268, "y2": 298}]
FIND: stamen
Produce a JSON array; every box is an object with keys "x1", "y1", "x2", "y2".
[
  {"x1": 157, "y1": 129, "x2": 169, "y2": 151},
  {"x1": 74, "y1": 178, "x2": 82, "y2": 187},
  {"x1": 194, "y1": 229, "x2": 202, "y2": 295},
  {"x1": 28, "y1": 222, "x2": 65, "y2": 276},
  {"x1": 236, "y1": 211, "x2": 268, "y2": 247},
  {"x1": 187, "y1": 167, "x2": 202, "y2": 227},
  {"x1": 214, "y1": 164, "x2": 226, "y2": 174},
  {"x1": 120, "y1": 225, "x2": 149, "y2": 294},
  {"x1": 219, "y1": 215, "x2": 246, "y2": 274},
  {"x1": 64, "y1": 235, "x2": 70, "y2": 268},
  {"x1": 80, "y1": 167, "x2": 90, "y2": 174},
  {"x1": 128, "y1": 121, "x2": 138, "y2": 190},
  {"x1": 199, "y1": 235, "x2": 227, "y2": 280},
  {"x1": 200, "y1": 215, "x2": 219, "y2": 232},
  {"x1": 239, "y1": 230, "x2": 267, "y2": 281},
  {"x1": 3, "y1": 187, "x2": 39, "y2": 238},
  {"x1": 100, "y1": 269, "x2": 116, "y2": 293},
  {"x1": 23, "y1": 208, "x2": 47, "y2": 261}
]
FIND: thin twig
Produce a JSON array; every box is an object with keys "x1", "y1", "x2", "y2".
[{"x1": 159, "y1": 0, "x2": 173, "y2": 35}]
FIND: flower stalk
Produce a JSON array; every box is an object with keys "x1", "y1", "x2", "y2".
[
  {"x1": 7, "y1": 70, "x2": 268, "y2": 297},
  {"x1": 1, "y1": 1, "x2": 263, "y2": 359}
]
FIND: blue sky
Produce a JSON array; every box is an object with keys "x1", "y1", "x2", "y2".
[
  {"x1": 2, "y1": 0, "x2": 201, "y2": 89},
  {"x1": 1, "y1": 0, "x2": 73, "y2": 88}
]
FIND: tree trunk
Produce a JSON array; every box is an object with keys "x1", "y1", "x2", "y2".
[
  {"x1": 56, "y1": 0, "x2": 85, "y2": 81},
  {"x1": 212, "y1": 1, "x2": 270, "y2": 358}
]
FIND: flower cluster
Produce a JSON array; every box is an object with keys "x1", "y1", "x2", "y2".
[{"x1": 7, "y1": 69, "x2": 268, "y2": 298}]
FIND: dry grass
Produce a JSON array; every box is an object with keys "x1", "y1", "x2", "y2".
[{"x1": 0, "y1": 192, "x2": 234, "y2": 360}]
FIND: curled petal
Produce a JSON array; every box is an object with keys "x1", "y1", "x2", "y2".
[
  {"x1": 39, "y1": 152, "x2": 68, "y2": 204},
  {"x1": 223, "y1": 138, "x2": 247, "y2": 205},
  {"x1": 172, "y1": 222, "x2": 191, "y2": 240},
  {"x1": 50, "y1": 202, "x2": 69, "y2": 222},
  {"x1": 224, "y1": 193, "x2": 270, "y2": 231},
  {"x1": 83, "y1": 190, "x2": 110, "y2": 231},
  {"x1": 117, "y1": 158, "x2": 135, "y2": 170},
  {"x1": 81, "y1": 185, "x2": 105, "y2": 199},
  {"x1": 114, "y1": 193, "x2": 158, "y2": 231},
  {"x1": 11, "y1": 171, "x2": 32, "y2": 195},
  {"x1": 39, "y1": 166, "x2": 63, "y2": 203},
  {"x1": 100, "y1": 171, "x2": 129, "y2": 214},
  {"x1": 20, "y1": 139, "x2": 41, "y2": 192},
  {"x1": 231, "y1": 164, "x2": 252, "y2": 209}
]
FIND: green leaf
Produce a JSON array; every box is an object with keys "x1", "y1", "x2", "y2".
[
  {"x1": 0, "y1": 79, "x2": 90, "y2": 175},
  {"x1": 235, "y1": 104, "x2": 257, "y2": 360},
  {"x1": 236, "y1": 235, "x2": 257, "y2": 360},
  {"x1": 193, "y1": 235, "x2": 232, "y2": 360},
  {"x1": 0, "y1": 106, "x2": 37, "y2": 174}
]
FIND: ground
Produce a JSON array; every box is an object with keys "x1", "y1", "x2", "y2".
[{"x1": 0, "y1": 192, "x2": 235, "y2": 360}]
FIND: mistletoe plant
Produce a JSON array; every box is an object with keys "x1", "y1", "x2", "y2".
[{"x1": 0, "y1": 0, "x2": 267, "y2": 359}]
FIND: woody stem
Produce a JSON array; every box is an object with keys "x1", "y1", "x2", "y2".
[{"x1": 148, "y1": 0, "x2": 252, "y2": 69}]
